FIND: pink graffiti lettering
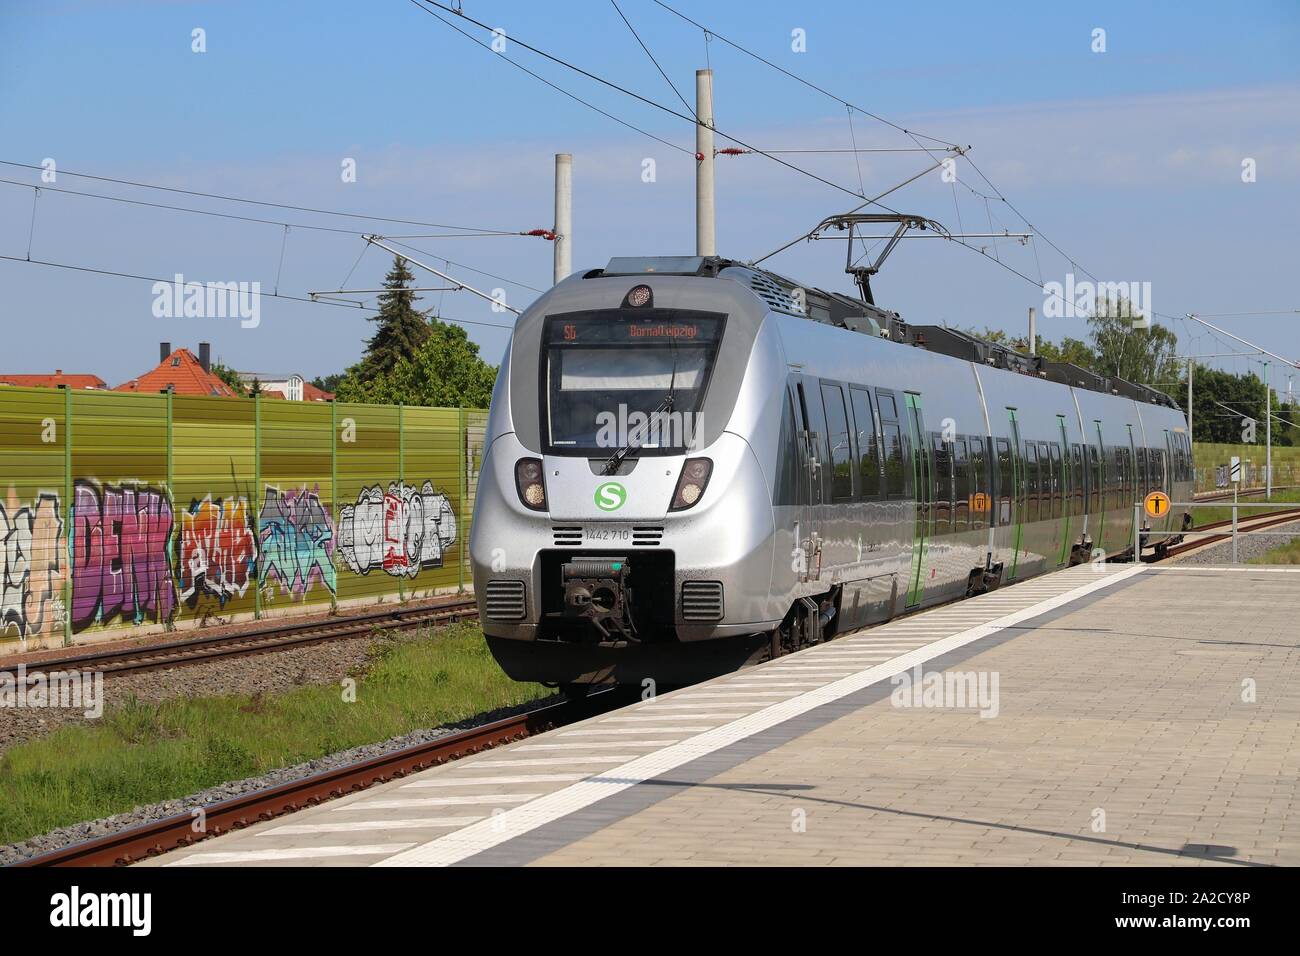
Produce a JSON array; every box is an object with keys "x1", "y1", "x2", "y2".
[{"x1": 71, "y1": 481, "x2": 175, "y2": 631}]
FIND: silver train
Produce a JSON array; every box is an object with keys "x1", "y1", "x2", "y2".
[{"x1": 470, "y1": 255, "x2": 1192, "y2": 691}]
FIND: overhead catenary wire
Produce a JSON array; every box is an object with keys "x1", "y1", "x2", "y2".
[
  {"x1": 0, "y1": 253, "x2": 518, "y2": 331},
  {"x1": 0, "y1": 176, "x2": 541, "y2": 239},
  {"x1": 0, "y1": 159, "x2": 521, "y2": 235},
  {"x1": 609, "y1": 0, "x2": 695, "y2": 119},
  {"x1": 649, "y1": 0, "x2": 959, "y2": 149},
  {"x1": 409, "y1": 0, "x2": 923, "y2": 213},
  {"x1": 405, "y1": 0, "x2": 693, "y2": 156}
]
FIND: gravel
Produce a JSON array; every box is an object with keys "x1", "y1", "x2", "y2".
[
  {"x1": 1173, "y1": 518, "x2": 1300, "y2": 566},
  {"x1": 0, "y1": 692, "x2": 557, "y2": 866}
]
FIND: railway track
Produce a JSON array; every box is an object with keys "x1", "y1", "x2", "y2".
[
  {"x1": 1153, "y1": 508, "x2": 1300, "y2": 561},
  {"x1": 0, "y1": 597, "x2": 478, "y2": 682},
  {"x1": 12, "y1": 691, "x2": 628, "y2": 867}
]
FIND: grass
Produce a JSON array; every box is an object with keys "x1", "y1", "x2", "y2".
[
  {"x1": 0, "y1": 623, "x2": 547, "y2": 846},
  {"x1": 1249, "y1": 538, "x2": 1300, "y2": 565}
]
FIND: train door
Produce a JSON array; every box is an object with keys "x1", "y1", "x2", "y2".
[
  {"x1": 1006, "y1": 410, "x2": 1025, "y2": 580},
  {"x1": 1092, "y1": 423, "x2": 1107, "y2": 554},
  {"x1": 1056, "y1": 417, "x2": 1071, "y2": 566},
  {"x1": 904, "y1": 392, "x2": 931, "y2": 607},
  {"x1": 1126, "y1": 424, "x2": 1139, "y2": 547},
  {"x1": 794, "y1": 380, "x2": 824, "y2": 581}
]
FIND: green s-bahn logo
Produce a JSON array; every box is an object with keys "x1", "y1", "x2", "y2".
[{"x1": 594, "y1": 481, "x2": 627, "y2": 512}]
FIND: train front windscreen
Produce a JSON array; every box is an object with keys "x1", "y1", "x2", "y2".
[{"x1": 541, "y1": 310, "x2": 725, "y2": 457}]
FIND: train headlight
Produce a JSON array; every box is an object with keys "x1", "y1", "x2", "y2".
[
  {"x1": 515, "y1": 458, "x2": 548, "y2": 511},
  {"x1": 669, "y1": 457, "x2": 712, "y2": 511}
]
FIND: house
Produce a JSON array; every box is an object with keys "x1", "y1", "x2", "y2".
[
  {"x1": 114, "y1": 342, "x2": 239, "y2": 397},
  {"x1": 236, "y1": 371, "x2": 334, "y2": 401},
  {"x1": 0, "y1": 370, "x2": 107, "y2": 389}
]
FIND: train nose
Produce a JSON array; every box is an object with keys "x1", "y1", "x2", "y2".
[{"x1": 540, "y1": 457, "x2": 681, "y2": 521}]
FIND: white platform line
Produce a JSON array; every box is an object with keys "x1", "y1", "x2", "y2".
[
  {"x1": 401, "y1": 774, "x2": 586, "y2": 788},
  {"x1": 169, "y1": 844, "x2": 415, "y2": 865},
  {"x1": 469, "y1": 756, "x2": 637, "y2": 767},
  {"x1": 624, "y1": 702, "x2": 759, "y2": 712},
  {"x1": 341, "y1": 794, "x2": 540, "y2": 809},
  {"x1": 1152, "y1": 565, "x2": 1300, "y2": 573},
  {"x1": 560, "y1": 727, "x2": 711, "y2": 735},
  {"x1": 673, "y1": 693, "x2": 794, "y2": 700},
  {"x1": 598, "y1": 713, "x2": 735, "y2": 722},
  {"x1": 519, "y1": 740, "x2": 679, "y2": 750},
  {"x1": 376, "y1": 565, "x2": 1143, "y2": 867},
  {"x1": 260, "y1": 818, "x2": 484, "y2": 835}
]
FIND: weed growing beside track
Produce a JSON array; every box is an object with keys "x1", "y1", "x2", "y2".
[
  {"x1": 1249, "y1": 536, "x2": 1300, "y2": 564},
  {"x1": 0, "y1": 623, "x2": 546, "y2": 846}
]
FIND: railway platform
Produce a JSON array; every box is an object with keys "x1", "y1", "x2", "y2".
[{"x1": 144, "y1": 561, "x2": 1300, "y2": 867}]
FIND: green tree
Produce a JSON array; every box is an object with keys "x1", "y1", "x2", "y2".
[
  {"x1": 962, "y1": 326, "x2": 1096, "y2": 368},
  {"x1": 1087, "y1": 295, "x2": 1180, "y2": 387},
  {"x1": 336, "y1": 317, "x2": 497, "y2": 408},
  {"x1": 1173, "y1": 364, "x2": 1285, "y2": 444},
  {"x1": 311, "y1": 372, "x2": 344, "y2": 394},
  {"x1": 249, "y1": 377, "x2": 263, "y2": 397},
  {"x1": 355, "y1": 255, "x2": 431, "y2": 379},
  {"x1": 210, "y1": 361, "x2": 247, "y2": 396}
]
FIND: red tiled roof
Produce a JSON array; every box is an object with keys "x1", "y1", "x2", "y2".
[
  {"x1": 114, "y1": 348, "x2": 239, "y2": 397},
  {"x1": 0, "y1": 372, "x2": 107, "y2": 389},
  {"x1": 302, "y1": 381, "x2": 335, "y2": 402},
  {"x1": 261, "y1": 389, "x2": 287, "y2": 400}
]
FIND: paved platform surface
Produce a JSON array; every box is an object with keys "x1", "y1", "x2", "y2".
[{"x1": 144, "y1": 563, "x2": 1300, "y2": 867}]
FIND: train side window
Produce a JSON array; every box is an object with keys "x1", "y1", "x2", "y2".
[
  {"x1": 953, "y1": 437, "x2": 970, "y2": 532},
  {"x1": 1070, "y1": 443, "x2": 1084, "y2": 517},
  {"x1": 1117, "y1": 447, "x2": 1126, "y2": 509},
  {"x1": 849, "y1": 386, "x2": 881, "y2": 499},
  {"x1": 1119, "y1": 447, "x2": 1131, "y2": 505},
  {"x1": 773, "y1": 389, "x2": 803, "y2": 506},
  {"x1": 820, "y1": 382, "x2": 855, "y2": 501},
  {"x1": 995, "y1": 437, "x2": 1013, "y2": 527},
  {"x1": 1025, "y1": 442, "x2": 1040, "y2": 523},
  {"x1": 876, "y1": 390, "x2": 898, "y2": 421},
  {"x1": 881, "y1": 424, "x2": 906, "y2": 497},
  {"x1": 1136, "y1": 447, "x2": 1147, "y2": 497},
  {"x1": 969, "y1": 436, "x2": 987, "y2": 531},
  {"x1": 1048, "y1": 442, "x2": 1062, "y2": 519},
  {"x1": 931, "y1": 433, "x2": 952, "y2": 534},
  {"x1": 877, "y1": 391, "x2": 907, "y2": 499},
  {"x1": 798, "y1": 381, "x2": 829, "y2": 506},
  {"x1": 1088, "y1": 444, "x2": 1101, "y2": 514}
]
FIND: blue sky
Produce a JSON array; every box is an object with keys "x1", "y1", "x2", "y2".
[{"x1": 1, "y1": 0, "x2": 1298, "y2": 392}]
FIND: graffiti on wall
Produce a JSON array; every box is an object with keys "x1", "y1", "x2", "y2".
[
  {"x1": 259, "y1": 485, "x2": 335, "y2": 598},
  {"x1": 0, "y1": 490, "x2": 66, "y2": 640},
  {"x1": 178, "y1": 495, "x2": 257, "y2": 609},
  {"x1": 70, "y1": 481, "x2": 175, "y2": 631},
  {"x1": 337, "y1": 481, "x2": 458, "y2": 578}
]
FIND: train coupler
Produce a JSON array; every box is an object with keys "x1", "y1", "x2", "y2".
[{"x1": 561, "y1": 557, "x2": 637, "y2": 642}]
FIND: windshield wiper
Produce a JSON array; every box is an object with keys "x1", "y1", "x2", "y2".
[
  {"x1": 602, "y1": 341, "x2": 678, "y2": 476},
  {"x1": 602, "y1": 392, "x2": 674, "y2": 475}
]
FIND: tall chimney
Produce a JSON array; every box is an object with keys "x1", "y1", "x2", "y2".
[
  {"x1": 160, "y1": 342, "x2": 172, "y2": 363},
  {"x1": 199, "y1": 342, "x2": 211, "y2": 373}
]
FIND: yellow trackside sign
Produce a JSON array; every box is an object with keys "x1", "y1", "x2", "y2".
[{"x1": 1144, "y1": 491, "x2": 1171, "y2": 519}]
